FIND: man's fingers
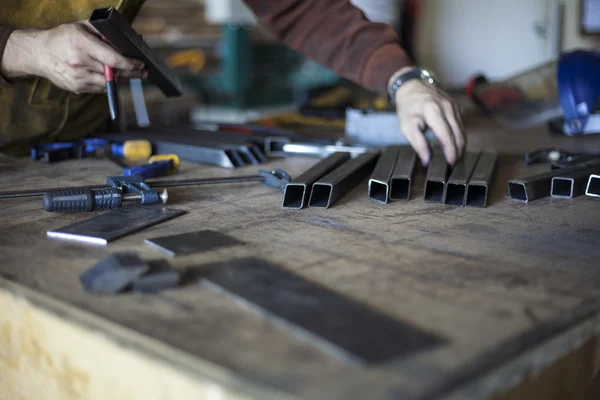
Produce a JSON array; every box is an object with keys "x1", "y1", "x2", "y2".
[
  {"x1": 441, "y1": 99, "x2": 465, "y2": 159},
  {"x1": 423, "y1": 103, "x2": 458, "y2": 165},
  {"x1": 84, "y1": 72, "x2": 107, "y2": 90},
  {"x1": 83, "y1": 33, "x2": 144, "y2": 71},
  {"x1": 401, "y1": 119, "x2": 431, "y2": 166}
]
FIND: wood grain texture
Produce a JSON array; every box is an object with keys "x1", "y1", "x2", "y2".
[{"x1": 1, "y1": 114, "x2": 600, "y2": 399}]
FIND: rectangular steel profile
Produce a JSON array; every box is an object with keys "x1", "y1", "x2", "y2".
[
  {"x1": 509, "y1": 159, "x2": 600, "y2": 202},
  {"x1": 282, "y1": 152, "x2": 351, "y2": 209},
  {"x1": 309, "y1": 151, "x2": 380, "y2": 209},
  {"x1": 89, "y1": 7, "x2": 182, "y2": 97},
  {"x1": 390, "y1": 147, "x2": 418, "y2": 201},
  {"x1": 443, "y1": 151, "x2": 482, "y2": 206},
  {"x1": 585, "y1": 174, "x2": 600, "y2": 197},
  {"x1": 551, "y1": 166, "x2": 600, "y2": 198},
  {"x1": 368, "y1": 146, "x2": 402, "y2": 204},
  {"x1": 424, "y1": 152, "x2": 450, "y2": 203},
  {"x1": 465, "y1": 151, "x2": 498, "y2": 208}
]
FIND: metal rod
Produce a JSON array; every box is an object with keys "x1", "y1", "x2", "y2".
[
  {"x1": 424, "y1": 151, "x2": 450, "y2": 203},
  {"x1": 551, "y1": 165, "x2": 600, "y2": 198},
  {"x1": 282, "y1": 143, "x2": 369, "y2": 158},
  {"x1": 0, "y1": 175, "x2": 267, "y2": 200},
  {"x1": 465, "y1": 152, "x2": 498, "y2": 208},
  {"x1": 309, "y1": 151, "x2": 380, "y2": 209},
  {"x1": 282, "y1": 152, "x2": 351, "y2": 209},
  {"x1": 443, "y1": 151, "x2": 481, "y2": 206},
  {"x1": 390, "y1": 147, "x2": 418, "y2": 201},
  {"x1": 368, "y1": 146, "x2": 401, "y2": 204},
  {"x1": 509, "y1": 159, "x2": 600, "y2": 203},
  {"x1": 585, "y1": 174, "x2": 600, "y2": 197}
]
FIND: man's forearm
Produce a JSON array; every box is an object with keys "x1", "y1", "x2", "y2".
[{"x1": 0, "y1": 29, "x2": 42, "y2": 79}]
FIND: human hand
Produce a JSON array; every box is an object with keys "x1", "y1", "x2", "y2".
[
  {"x1": 391, "y1": 68, "x2": 466, "y2": 166},
  {"x1": 32, "y1": 22, "x2": 147, "y2": 94}
]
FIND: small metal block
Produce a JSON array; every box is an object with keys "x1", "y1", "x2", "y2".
[{"x1": 80, "y1": 252, "x2": 149, "y2": 294}]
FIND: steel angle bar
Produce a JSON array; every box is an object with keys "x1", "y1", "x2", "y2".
[
  {"x1": 443, "y1": 151, "x2": 481, "y2": 206},
  {"x1": 368, "y1": 146, "x2": 402, "y2": 203},
  {"x1": 309, "y1": 151, "x2": 380, "y2": 209},
  {"x1": 390, "y1": 147, "x2": 418, "y2": 201},
  {"x1": 282, "y1": 152, "x2": 351, "y2": 209},
  {"x1": 465, "y1": 152, "x2": 498, "y2": 208},
  {"x1": 585, "y1": 174, "x2": 600, "y2": 197},
  {"x1": 551, "y1": 165, "x2": 600, "y2": 198},
  {"x1": 424, "y1": 152, "x2": 450, "y2": 203},
  {"x1": 509, "y1": 159, "x2": 600, "y2": 202}
]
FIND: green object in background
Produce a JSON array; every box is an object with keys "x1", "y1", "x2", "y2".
[{"x1": 184, "y1": 24, "x2": 340, "y2": 109}]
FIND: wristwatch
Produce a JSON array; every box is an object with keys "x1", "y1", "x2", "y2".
[{"x1": 388, "y1": 67, "x2": 439, "y2": 105}]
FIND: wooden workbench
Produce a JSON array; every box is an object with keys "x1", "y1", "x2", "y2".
[{"x1": 1, "y1": 114, "x2": 599, "y2": 400}]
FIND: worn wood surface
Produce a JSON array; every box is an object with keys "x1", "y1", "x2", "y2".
[{"x1": 1, "y1": 114, "x2": 600, "y2": 400}]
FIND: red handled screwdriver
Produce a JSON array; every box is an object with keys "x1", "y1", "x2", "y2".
[{"x1": 101, "y1": 35, "x2": 119, "y2": 121}]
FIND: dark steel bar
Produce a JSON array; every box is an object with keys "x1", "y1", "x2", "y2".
[
  {"x1": 509, "y1": 159, "x2": 600, "y2": 202},
  {"x1": 368, "y1": 146, "x2": 401, "y2": 204},
  {"x1": 265, "y1": 137, "x2": 292, "y2": 158},
  {"x1": 551, "y1": 166, "x2": 600, "y2": 198},
  {"x1": 586, "y1": 174, "x2": 600, "y2": 197},
  {"x1": 309, "y1": 151, "x2": 380, "y2": 209},
  {"x1": 465, "y1": 152, "x2": 498, "y2": 208},
  {"x1": 282, "y1": 152, "x2": 351, "y2": 209},
  {"x1": 443, "y1": 151, "x2": 481, "y2": 206},
  {"x1": 424, "y1": 151, "x2": 450, "y2": 203},
  {"x1": 390, "y1": 147, "x2": 418, "y2": 201},
  {"x1": 89, "y1": 7, "x2": 182, "y2": 97},
  {"x1": 0, "y1": 176, "x2": 267, "y2": 199}
]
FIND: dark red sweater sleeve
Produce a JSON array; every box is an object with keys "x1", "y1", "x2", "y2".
[
  {"x1": 243, "y1": 0, "x2": 413, "y2": 96},
  {"x1": 0, "y1": 26, "x2": 16, "y2": 85}
]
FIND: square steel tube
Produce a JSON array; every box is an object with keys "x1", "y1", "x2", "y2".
[
  {"x1": 424, "y1": 152, "x2": 450, "y2": 203},
  {"x1": 390, "y1": 147, "x2": 418, "y2": 201},
  {"x1": 443, "y1": 151, "x2": 481, "y2": 206},
  {"x1": 551, "y1": 166, "x2": 600, "y2": 198},
  {"x1": 89, "y1": 7, "x2": 182, "y2": 97},
  {"x1": 509, "y1": 159, "x2": 600, "y2": 202},
  {"x1": 585, "y1": 174, "x2": 600, "y2": 197},
  {"x1": 309, "y1": 152, "x2": 380, "y2": 209},
  {"x1": 465, "y1": 152, "x2": 498, "y2": 208},
  {"x1": 282, "y1": 152, "x2": 351, "y2": 209},
  {"x1": 368, "y1": 146, "x2": 402, "y2": 204}
]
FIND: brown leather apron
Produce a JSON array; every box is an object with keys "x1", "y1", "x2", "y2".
[{"x1": 0, "y1": 0, "x2": 145, "y2": 155}]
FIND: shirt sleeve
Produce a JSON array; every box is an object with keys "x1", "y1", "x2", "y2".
[
  {"x1": 243, "y1": 0, "x2": 413, "y2": 96},
  {"x1": 0, "y1": 26, "x2": 16, "y2": 86}
]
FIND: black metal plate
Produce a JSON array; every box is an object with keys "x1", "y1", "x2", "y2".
[
  {"x1": 198, "y1": 258, "x2": 444, "y2": 364},
  {"x1": 47, "y1": 206, "x2": 186, "y2": 245},
  {"x1": 145, "y1": 230, "x2": 244, "y2": 256},
  {"x1": 80, "y1": 252, "x2": 149, "y2": 294}
]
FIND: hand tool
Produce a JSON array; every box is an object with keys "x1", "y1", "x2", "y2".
[
  {"x1": 122, "y1": 154, "x2": 180, "y2": 179},
  {"x1": 31, "y1": 138, "x2": 152, "y2": 164},
  {"x1": 0, "y1": 170, "x2": 292, "y2": 213},
  {"x1": 101, "y1": 35, "x2": 119, "y2": 121},
  {"x1": 524, "y1": 147, "x2": 598, "y2": 169}
]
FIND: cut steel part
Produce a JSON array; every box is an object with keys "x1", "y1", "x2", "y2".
[
  {"x1": 47, "y1": 205, "x2": 186, "y2": 246},
  {"x1": 443, "y1": 151, "x2": 482, "y2": 206},
  {"x1": 551, "y1": 166, "x2": 600, "y2": 198},
  {"x1": 586, "y1": 174, "x2": 600, "y2": 197},
  {"x1": 368, "y1": 146, "x2": 402, "y2": 204},
  {"x1": 309, "y1": 151, "x2": 380, "y2": 209},
  {"x1": 509, "y1": 159, "x2": 600, "y2": 202},
  {"x1": 424, "y1": 152, "x2": 450, "y2": 203},
  {"x1": 282, "y1": 152, "x2": 351, "y2": 209},
  {"x1": 264, "y1": 136, "x2": 292, "y2": 158},
  {"x1": 145, "y1": 229, "x2": 244, "y2": 257},
  {"x1": 465, "y1": 152, "x2": 499, "y2": 208},
  {"x1": 282, "y1": 143, "x2": 369, "y2": 158},
  {"x1": 129, "y1": 78, "x2": 150, "y2": 127},
  {"x1": 390, "y1": 146, "x2": 418, "y2": 201}
]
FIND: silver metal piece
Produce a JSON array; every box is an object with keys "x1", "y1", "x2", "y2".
[
  {"x1": 130, "y1": 79, "x2": 150, "y2": 127},
  {"x1": 586, "y1": 174, "x2": 600, "y2": 197},
  {"x1": 282, "y1": 143, "x2": 368, "y2": 158}
]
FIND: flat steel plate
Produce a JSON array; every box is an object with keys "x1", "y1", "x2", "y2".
[
  {"x1": 198, "y1": 257, "x2": 445, "y2": 364},
  {"x1": 145, "y1": 230, "x2": 244, "y2": 256},
  {"x1": 47, "y1": 206, "x2": 187, "y2": 245}
]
